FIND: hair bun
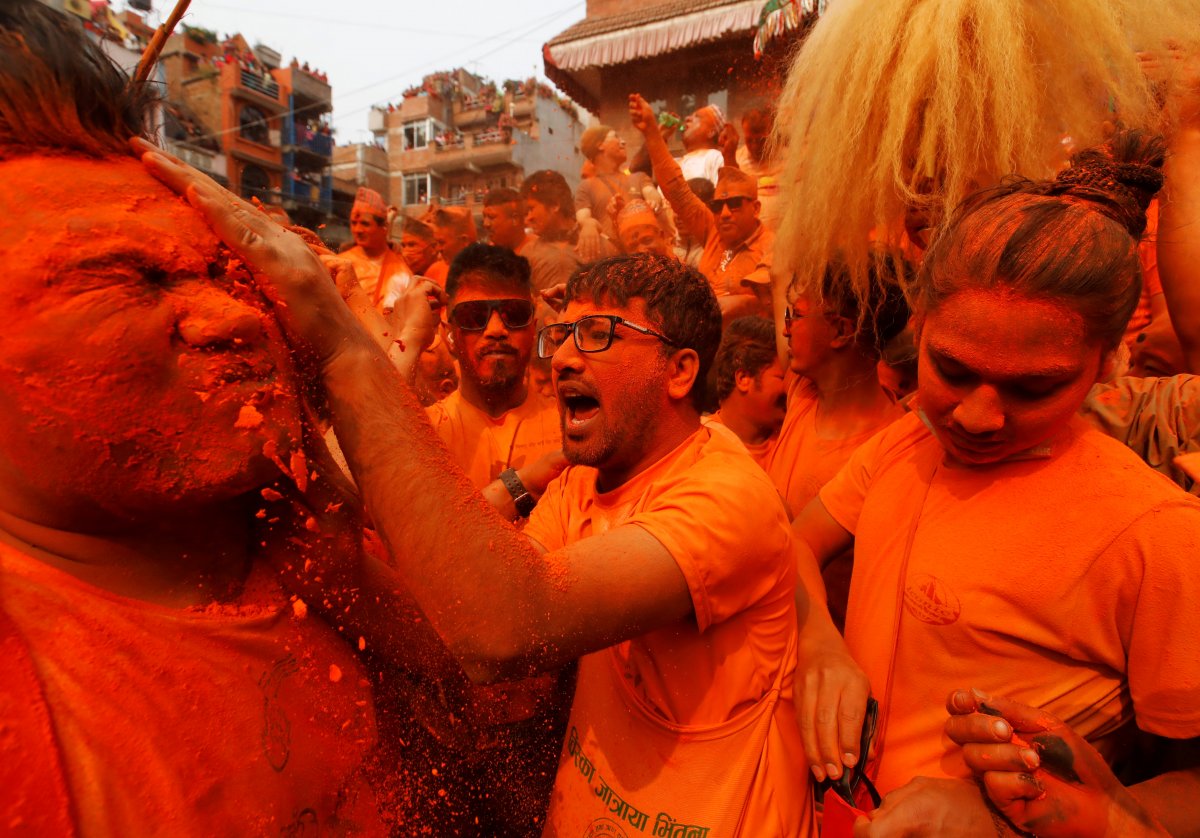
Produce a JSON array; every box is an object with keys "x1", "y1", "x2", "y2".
[{"x1": 1050, "y1": 130, "x2": 1166, "y2": 238}]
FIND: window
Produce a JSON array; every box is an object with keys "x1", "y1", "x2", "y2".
[
  {"x1": 403, "y1": 172, "x2": 431, "y2": 206},
  {"x1": 403, "y1": 119, "x2": 429, "y2": 151},
  {"x1": 239, "y1": 106, "x2": 269, "y2": 145},
  {"x1": 240, "y1": 164, "x2": 271, "y2": 201}
]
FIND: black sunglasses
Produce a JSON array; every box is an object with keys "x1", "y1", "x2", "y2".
[
  {"x1": 708, "y1": 196, "x2": 750, "y2": 214},
  {"x1": 449, "y1": 299, "x2": 534, "y2": 331}
]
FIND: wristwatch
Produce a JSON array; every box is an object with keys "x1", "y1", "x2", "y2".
[{"x1": 499, "y1": 468, "x2": 536, "y2": 518}]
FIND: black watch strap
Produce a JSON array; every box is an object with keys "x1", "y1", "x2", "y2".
[{"x1": 499, "y1": 468, "x2": 536, "y2": 518}]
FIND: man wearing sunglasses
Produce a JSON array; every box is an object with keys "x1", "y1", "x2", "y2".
[
  {"x1": 630, "y1": 93, "x2": 773, "y2": 323},
  {"x1": 421, "y1": 242, "x2": 570, "y2": 836},
  {"x1": 428, "y1": 242, "x2": 564, "y2": 514}
]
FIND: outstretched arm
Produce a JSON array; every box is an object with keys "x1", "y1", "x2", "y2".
[
  {"x1": 629, "y1": 93, "x2": 713, "y2": 242},
  {"x1": 135, "y1": 139, "x2": 696, "y2": 685}
]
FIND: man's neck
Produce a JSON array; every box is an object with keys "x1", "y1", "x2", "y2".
[
  {"x1": 595, "y1": 407, "x2": 700, "y2": 493},
  {"x1": 0, "y1": 500, "x2": 256, "y2": 607},
  {"x1": 719, "y1": 403, "x2": 775, "y2": 446},
  {"x1": 460, "y1": 378, "x2": 529, "y2": 419},
  {"x1": 683, "y1": 140, "x2": 716, "y2": 154},
  {"x1": 809, "y1": 351, "x2": 896, "y2": 437},
  {"x1": 358, "y1": 242, "x2": 388, "y2": 260},
  {"x1": 593, "y1": 156, "x2": 620, "y2": 176}
]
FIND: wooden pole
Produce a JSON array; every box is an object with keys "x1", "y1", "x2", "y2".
[{"x1": 133, "y1": 0, "x2": 193, "y2": 86}]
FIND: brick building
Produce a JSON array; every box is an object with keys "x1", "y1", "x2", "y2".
[
  {"x1": 159, "y1": 27, "x2": 337, "y2": 232},
  {"x1": 367, "y1": 68, "x2": 586, "y2": 219}
]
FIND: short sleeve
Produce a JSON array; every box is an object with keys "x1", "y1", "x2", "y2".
[
  {"x1": 1122, "y1": 501, "x2": 1200, "y2": 737},
  {"x1": 525, "y1": 474, "x2": 569, "y2": 553},
  {"x1": 623, "y1": 454, "x2": 794, "y2": 631},
  {"x1": 574, "y1": 179, "x2": 595, "y2": 213},
  {"x1": 818, "y1": 416, "x2": 911, "y2": 535}
]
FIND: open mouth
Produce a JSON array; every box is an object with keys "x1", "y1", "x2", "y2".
[{"x1": 561, "y1": 393, "x2": 601, "y2": 429}]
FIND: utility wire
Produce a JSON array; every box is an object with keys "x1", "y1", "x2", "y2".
[{"x1": 175, "y1": 2, "x2": 583, "y2": 145}]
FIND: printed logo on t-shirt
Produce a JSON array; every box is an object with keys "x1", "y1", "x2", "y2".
[
  {"x1": 584, "y1": 817, "x2": 629, "y2": 838},
  {"x1": 903, "y1": 573, "x2": 962, "y2": 625}
]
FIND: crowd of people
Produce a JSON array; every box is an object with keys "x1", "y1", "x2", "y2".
[{"x1": 2, "y1": 0, "x2": 1200, "y2": 836}]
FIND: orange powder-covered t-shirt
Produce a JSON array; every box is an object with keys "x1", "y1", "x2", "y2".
[
  {"x1": 764, "y1": 374, "x2": 903, "y2": 518},
  {"x1": 527, "y1": 427, "x2": 815, "y2": 837},
  {"x1": 701, "y1": 411, "x2": 776, "y2": 466},
  {"x1": 0, "y1": 544, "x2": 384, "y2": 836},
  {"x1": 819, "y1": 411, "x2": 1200, "y2": 794},
  {"x1": 426, "y1": 389, "x2": 561, "y2": 489}
]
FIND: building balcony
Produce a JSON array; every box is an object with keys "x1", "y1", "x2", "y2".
[
  {"x1": 426, "y1": 129, "x2": 515, "y2": 175},
  {"x1": 240, "y1": 68, "x2": 280, "y2": 99},
  {"x1": 283, "y1": 67, "x2": 332, "y2": 111},
  {"x1": 164, "y1": 140, "x2": 228, "y2": 183},
  {"x1": 294, "y1": 129, "x2": 334, "y2": 158}
]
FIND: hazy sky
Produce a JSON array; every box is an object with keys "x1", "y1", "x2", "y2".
[{"x1": 119, "y1": 0, "x2": 588, "y2": 142}]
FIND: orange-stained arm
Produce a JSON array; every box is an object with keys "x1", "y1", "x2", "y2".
[
  {"x1": 629, "y1": 93, "x2": 713, "y2": 243},
  {"x1": 1159, "y1": 126, "x2": 1200, "y2": 374},
  {"x1": 136, "y1": 139, "x2": 697, "y2": 686},
  {"x1": 790, "y1": 497, "x2": 871, "y2": 784},
  {"x1": 1153, "y1": 47, "x2": 1200, "y2": 373}
]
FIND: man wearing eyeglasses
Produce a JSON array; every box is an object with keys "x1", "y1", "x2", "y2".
[
  {"x1": 144, "y1": 133, "x2": 827, "y2": 836},
  {"x1": 630, "y1": 93, "x2": 774, "y2": 323}
]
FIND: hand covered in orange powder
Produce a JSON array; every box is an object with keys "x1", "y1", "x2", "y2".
[
  {"x1": 132, "y1": 137, "x2": 375, "y2": 373},
  {"x1": 628, "y1": 93, "x2": 657, "y2": 136},
  {"x1": 944, "y1": 689, "x2": 1169, "y2": 838},
  {"x1": 518, "y1": 449, "x2": 569, "y2": 499},
  {"x1": 851, "y1": 776, "x2": 1010, "y2": 838}
]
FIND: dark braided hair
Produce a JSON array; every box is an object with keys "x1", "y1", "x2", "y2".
[{"x1": 919, "y1": 129, "x2": 1166, "y2": 351}]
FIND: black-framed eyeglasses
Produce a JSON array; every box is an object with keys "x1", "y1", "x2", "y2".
[
  {"x1": 449, "y1": 299, "x2": 534, "y2": 331},
  {"x1": 536, "y1": 315, "x2": 676, "y2": 359},
  {"x1": 708, "y1": 196, "x2": 750, "y2": 214}
]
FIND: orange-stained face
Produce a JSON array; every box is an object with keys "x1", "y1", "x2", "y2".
[
  {"x1": 482, "y1": 202, "x2": 524, "y2": 250},
  {"x1": 784, "y1": 294, "x2": 838, "y2": 377},
  {"x1": 741, "y1": 357, "x2": 787, "y2": 436},
  {"x1": 350, "y1": 206, "x2": 388, "y2": 251},
  {"x1": 400, "y1": 231, "x2": 438, "y2": 274},
  {"x1": 551, "y1": 297, "x2": 675, "y2": 484},
  {"x1": 618, "y1": 221, "x2": 672, "y2": 258},
  {"x1": 0, "y1": 155, "x2": 304, "y2": 525},
  {"x1": 523, "y1": 197, "x2": 556, "y2": 238},
  {"x1": 917, "y1": 288, "x2": 1106, "y2": 465},
  {"x1": 598, "y1": 130, "x2": 626, "y2": 166}
]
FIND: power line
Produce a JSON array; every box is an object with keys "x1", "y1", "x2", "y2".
[
  {"x1": 188, "y1": 1, "x2": 544, "y2": 40},
  {"x1": 177, "y1": 2, "x2": 583, "y2": 144}
]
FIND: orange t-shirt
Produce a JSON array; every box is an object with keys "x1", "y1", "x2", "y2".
[
  {"x1": 701, "y1": 410, "x2": 776, "y2": 466},
  {"x1": 0, "y1": 544, "x2": 384, "y2": 836},
  {"x1": 426, "y1": 389, "x2": 561, "y2": 490},
  {"x1": 527, "y1": 427, "x2": 815, "y2": 837},
  {"x1": 819, "y1": 411, "x2": 1200, "y2": 794},
  {"x1": 422, "y1": 258, "x2": 449, "y2": 289},
  {"x1": 764, "y1": 375, "x2": 903, "y2": 518}
]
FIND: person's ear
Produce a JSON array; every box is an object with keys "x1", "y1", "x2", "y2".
[
  {"x1": 828, "y1": 314, "x2": 856, "y2": 350},
  {"x1": 734, "y1": 368, "x2": 755, "y2": 395},
  {"x1": 445, "y1": 328, "x2": 460, "y2": 359},
  {"x1": 666, "y1": 348, "x2": 701, "y2": 403}
]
